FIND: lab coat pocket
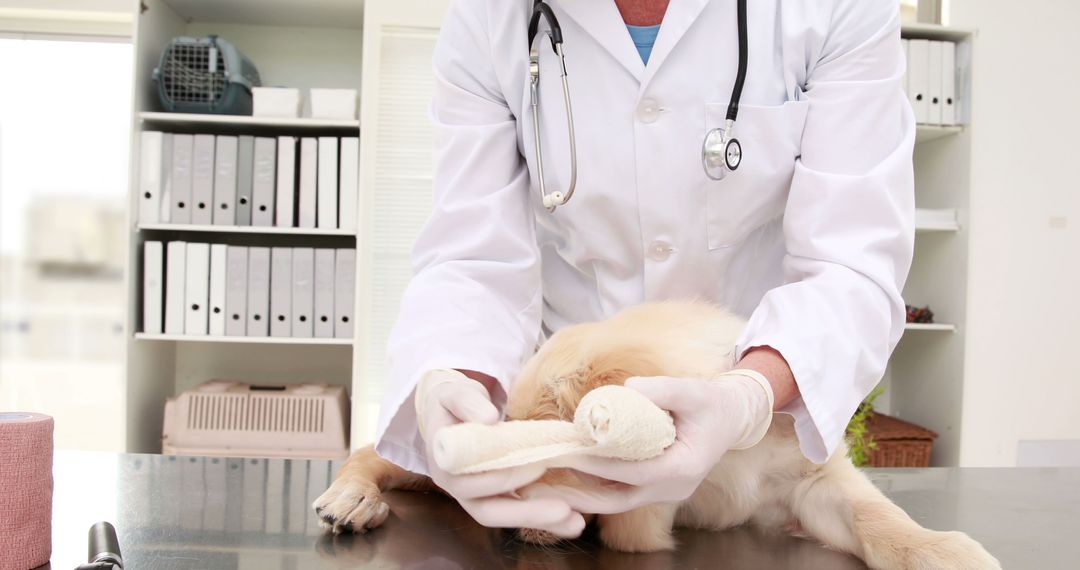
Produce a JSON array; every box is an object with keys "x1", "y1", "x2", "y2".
[{"x1": 704, "y1": 100, "x2": 809, "y2": 249}]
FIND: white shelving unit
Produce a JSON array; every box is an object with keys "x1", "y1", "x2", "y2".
[
  {"x1": 878, "y1": 24, "x2": 977, "y2": 466},
  {"x1": 122, "y1": 0, "x2": 365, "y2": 453}
]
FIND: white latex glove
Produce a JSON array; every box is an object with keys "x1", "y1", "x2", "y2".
[
  {"x1": 519, "y1": 370, "x2": 774, "y2": 514},
  {"x1": 414, "y1": 368, "x2": 586, "y2": 536}
]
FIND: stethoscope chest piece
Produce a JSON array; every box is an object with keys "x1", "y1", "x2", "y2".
[{"x1": 702, "y1": 123, "x2": 742, "y2": 181}]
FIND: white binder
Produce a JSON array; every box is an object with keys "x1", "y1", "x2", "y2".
[
  {"x1": 170, "y1": 134, "x2": 195, "y2": 223},
  {"x1": 298, "y1": 138, "x2": 318, "y2": 228},
  {"x1": 314, "y1": 248, "x2": 335, "y2": 338},
  {"x1": 942, "y1": 41, "x2": 957, "y2": 126},
  {"x1": 236, "y1": 135, "x2": 255, "y2": 225},
  {"x1": 292, "y1": 248, "x2": 315, "y2": 338},
  {"x1": 247, "y1": 246, "x2": 271, "y2": 336},
  {"x1": 209, "y1": 243, "x2": 227, "y2": 336},
  {"x1": 191, "y1": 134, "x2": 216, "y2": 224},
  {"x1": 334, "y1": 248, "x2": 356, "y2": 339},
  {"x1": 265, "y1": 459, "x2": 286, "y2": 534},
  {"x1": 180, "y1": 456, "x2": 204, "y2": 530},
  {"x1": 185, "y1": 242, "x2": 210, "y2": 335},
  {"x1": 339, "y1": 137, "x2": 360, "y2": 232},
  {"x1": 159, "y1": 134, "x2": 174, "y2": 222},
  {"x1": 164, "y1": 241, "x2": 187, "y2": 334},
  {"x1": 241, "y1": 458, "x2": 265, "y2": 533},
  {"x1": 317, "y1": 137, "x2": 339, "y2": 229},
  {"x1": 286, "y1": 460, "x2": 307, "y2": 534},
  {"x1": 138, "y1": 132, "x2": 165, "y2": 224},
  {"x1": 928, "y1": 41, "x2": 944, "y2": 125},
  {"x1": 225, "y1": 246, "x2": 248, "y2": 336},
  {"x1": 305, "y1": 460, "x2": 330, "y2": 536},
  {"x1": 276, "y1": 136, "x2": 297, "y2": 227},
  {"x1": 213, "y1": 136, "x2": 238, "y2": 225},
  {"x1": 252, "y1": 137, "x2": 277, "y2": 226},
  {"x1": 143, "y1": 241, "x2": 164, "y2": 334},
  {"x1": 907, "y1": 39, "x2": 930, "y2": 124},
  {"x1": 202, "y1": 457, "x2": 227, "y2": 531},
  {"x1": 270, "y1": 247, "x2": 293, "y2": 337}
]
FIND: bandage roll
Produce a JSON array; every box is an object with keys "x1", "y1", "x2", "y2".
[
  {"x1": 433, "y1": 385, "x2": 676, "y2": 475},
  {"x1": 0, "y1": 412, "x2": 53, "y2": 570}
]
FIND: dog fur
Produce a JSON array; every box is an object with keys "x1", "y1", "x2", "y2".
[{"x1": 314, "y1": 301, "x2": 1000, "y2": 568}]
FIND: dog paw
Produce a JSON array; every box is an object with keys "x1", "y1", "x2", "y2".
[
  {"x1": 904, "y1": 530, "x2": 1001, "y2": 570},
  {"x1": 516, "y1": 527, "x2": 564, "y2": 547},
  {"x1": 312, "y1": 475, "x2": 391, "y2": 534}
]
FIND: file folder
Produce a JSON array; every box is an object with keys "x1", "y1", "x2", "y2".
[
  {"x1": 164, "y1": 241, "x2": 186, "y2": 334},
  {"x1": 213, "y1": 135, "x2": 239, "y2": 225},
  {"x1": 942, "y1": 41, "x2": 957, "y2": 126},
  {"x1": 185, "y1": 242, "x2": 210, "y2": 335},
  {"x1": 314, "y1": 248, "x2": 335, "y2": 338},
  {"x1": 170, "y1": 134, "x2": 195, "y2": 223},
  {"x1": 143, "y1": 240, "x2": 163, "y2": 334},
  {"x1": 928, "y1": 40, "x2": 944, "y2": 125},
  {"x1": 159, "y1": 133, "x2": 174, "y2": 222},
  {"x1": 317, "y1": 137, "x2": 339, "y2": 229},
  {"x1": 334, "y1": 248, "x2": 356, "y2": 339},
  {"x1": 276, "y1": 136, "x2": 297, "y2": 227},
  {"x1": 225, "y1": 246, "x2": 249, "y2": 336},
  {"x1": 339, "y1": 137, "x2": 360, "y2": 233},
  {"x1": 292, "y1": 248, "x2": 315, "y2": 338},
  {"x1": 270, "y1": 247, "x2": 293, "y2": 337},
  {"x1": 191, "y1": 134, "x2": 216, "y2": 224},
  {"x1": 247, "y1": 246, "x2": 271, "y2": 336},
  {"x1": 907, "y1": 39, "x2": 930, "y2": 124},
  {"x1": 236, "y1": 135, "x2": 255, "y2": 225},
  {"x1": 298, "y1": 138, "x2": 318, "y2": 228},
  {"x1": 252, "y1": 137, "x2": 277, "y2": 226},
  {"x1": 202, "y1": 457, "x2": 227, "y2": 531},
  {"x1": 242, "y1": 458, "x2": 265, "y2": 533},
  {"x1": 209, "y1": 243, "x2": 227, "y2": 336},
  {"x1": 138, "y1": 132, "x2": 165, "y2": 224}
]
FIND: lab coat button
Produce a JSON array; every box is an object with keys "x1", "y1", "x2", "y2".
[
  {"x1": 647, "y1": 240, "x2": 673, "y2": 261},
  {"x1": 637, "y1": 98, "x2": 661, "y2": 123}
]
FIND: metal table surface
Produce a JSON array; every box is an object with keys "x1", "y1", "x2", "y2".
[{"x1": 40, "y1": 451, "x2": 1077, "y2": 569}]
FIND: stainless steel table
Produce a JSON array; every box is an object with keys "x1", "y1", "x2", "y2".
[{"x1": 40, "y1": 451, "x2": 1077, "y2": 569}]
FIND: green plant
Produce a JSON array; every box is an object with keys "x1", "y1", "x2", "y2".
[{"x1": 846, "y1": 385, "x2": 885, "y2": 467}]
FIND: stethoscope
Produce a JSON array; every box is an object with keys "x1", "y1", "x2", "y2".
[{"x1": 527, "y1": 0, "x2": 749, "y2": 212}]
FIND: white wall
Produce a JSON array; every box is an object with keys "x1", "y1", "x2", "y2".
[{"x1": 951, "y1": 0, "x2": 1080, "y2": 466}]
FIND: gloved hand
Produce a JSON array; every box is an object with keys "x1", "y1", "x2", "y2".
[
  {"x1": 414, "y1": 368, "x2": 586, "y2": 536},
  {"x1": 519, "y1": 370, "x2": 774, "y2": 514}
]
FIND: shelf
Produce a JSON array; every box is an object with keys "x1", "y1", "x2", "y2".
[
  {"x1": 139, "y1": 112, "x2": 359, "y2": 132},
  {"x1": 915, "y1": 208, "x2": 960, "y2": 233},
  {"x1": 916, "y1": 124, "x2": 963, "y2": 145},
  {"x1": 135, "y1": 333, "x2": 353, "y2": 346},
  {"x1": 904, "y1": 323, "x2": 957, "y2": 332},
  {"x1": 164, "y1": 0, "x2": 364, "y2": 30},
  {"x1": 901, "y1": 23, "x2": 976, "y2": 42},
  {"x1": 137, "y1": 223, "x2": 354, "y2": 237}
]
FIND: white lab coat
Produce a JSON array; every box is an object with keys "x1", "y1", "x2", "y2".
[{"x1": 375, "y1": 0, "x2": 915, "y2": 474}]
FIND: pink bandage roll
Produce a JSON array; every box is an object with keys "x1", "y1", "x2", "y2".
[{"x1": 0, "y1": 412, "x2": 53, "y2": 570}]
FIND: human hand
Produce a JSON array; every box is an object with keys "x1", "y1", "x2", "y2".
[
  {"x1": 519, "y1": 371, "x2": 774, "y2": 514},
  {"x1": 415, "y1": 368, "x2": 586, "y2": 536}
]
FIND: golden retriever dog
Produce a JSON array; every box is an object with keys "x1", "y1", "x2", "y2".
[{"x1": 314, "y1": 301, "x2": 1000, "y2": 569}]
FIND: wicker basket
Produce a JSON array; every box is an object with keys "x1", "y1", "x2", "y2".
[{"x1": 865, "y1": 413, "x2": 938, "y2": 467}]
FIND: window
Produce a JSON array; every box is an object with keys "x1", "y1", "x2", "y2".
[{"x1": 0, "y1": 37, "x2": 132, "y2": 451}]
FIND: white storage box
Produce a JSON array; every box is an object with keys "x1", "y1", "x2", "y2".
[
  {"x1": 310, "y1": 88, "x2": 358, "y2": 119},
  {"x1": 162, "y1": 380, "x2": 349, "y2": 459},
  {"x1": 252, "y1": 87, "x2": 302, "y2": 118}
]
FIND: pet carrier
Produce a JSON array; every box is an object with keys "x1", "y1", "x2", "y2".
[
  {"x1": 162, "y1": 380, "x2": 350, "y2": 459},
  {"x1": 153, "y1": 35, "x2": 261, "y2": 115}
]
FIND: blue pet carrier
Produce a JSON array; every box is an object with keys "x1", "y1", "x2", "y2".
[{"x1": 153, "y1": 35, "x2": 261, "y2": 115}]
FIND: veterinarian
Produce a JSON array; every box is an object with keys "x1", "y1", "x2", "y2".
[{"x1": 376, "y1": 0, "x2": 914, "y2": 536}]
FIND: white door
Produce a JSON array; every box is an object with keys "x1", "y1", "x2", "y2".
[{"x1": 354, "y1": 0, "x2": 451, "y2": 446}]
